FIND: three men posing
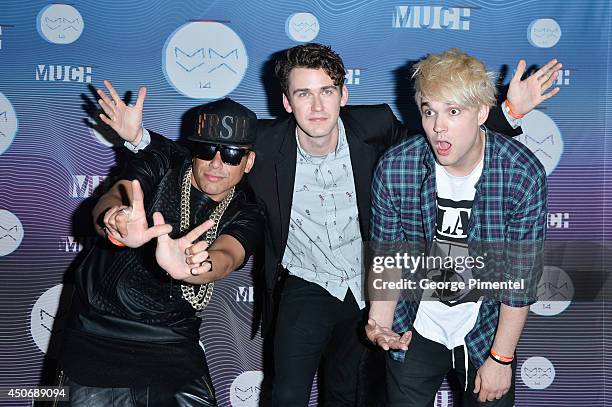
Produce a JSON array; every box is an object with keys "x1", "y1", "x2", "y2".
[{"x1": 75, "y1": 43, "x2": 558, "y2": 405}]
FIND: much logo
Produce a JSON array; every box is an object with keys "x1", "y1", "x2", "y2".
[
  {"x1": 516, "y1": 110, "x2": 563, "y2": 176},
  {"x1": 59, "y1": 235, "x2": 96, "y2": 253},
  {"x1": 35, "y1": 64, "x2": 92, "y2": 83},
  {"x1": 345, "y1": 68, "x2": 361, "y2": 85},
  {"x1": 555, "y1": 69, "x2": 571, "y2": 86},
  {"x1": 71, "y1": 175, "x2": 107, "y2": 198},
  {"x1": 236, "y1": 286, "x2": 254, "y2": 302},
  {"x1": 37, "y1": 4, "x2": 84, "y2": 44},
  {"x1": 547, "y1": 212, "x2": 570, "y2": 229},
  {"x1": 521, "y1": 356, "x2": 555, "y2": 389},
  {"x1": 230, "y1": 371, "x2": 264, "y2": 407},
  {"x1": 0, "y1": 92, "x2": 18, "y2": 155},
  {"x1": 163, "y1": 22, "x2": 248, "y2": 99},
  {"x1": 30, "y1": 284, "x2": 66, "y2": 355},
  {"x1": 531, "y1": 266, "x2": 574, "y2": 316},
  {"x1": 393, "y1": 6, "x2": 471, "y2": 30},
  {"x1": 0, "y1": 209, "x2": 23, "y2": 256},
  {"x1": 286, "y1": 12, "x2": 320, "y2": 42},
  {"x1": 528, "y1": 19, "x2": 561, "y2": 48}
]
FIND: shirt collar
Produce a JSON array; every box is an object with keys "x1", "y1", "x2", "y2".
[{"x1": 296, "y1": 118, "x2": 347, "y2": 162}]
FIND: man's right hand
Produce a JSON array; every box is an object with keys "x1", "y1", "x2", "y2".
[
  {"x1": 365, "y1": 318, "x2": 412, "y2": 351},
  {"x1": 103, "y1": 179, "x2": 171, "y2": 248},
  {"x1": 97, "y1": 79, "x2": 146, "y2": 145}
]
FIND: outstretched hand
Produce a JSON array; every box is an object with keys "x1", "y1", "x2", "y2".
[
  {"x1": 365, "y1": 318, "x2": 412, "y2": 351},
  {"x1": 103, "y1": 180, "x2": 171, "y2": 248},
  {"x1": 97, "y1": 79, "x2": 146, "y2": 144},
  {"x1": 506, "y1": 59, "x2": 562, "y2": 116},
  {"x1": 154, "y1": 214, "x2": 215, "y2": 281}
]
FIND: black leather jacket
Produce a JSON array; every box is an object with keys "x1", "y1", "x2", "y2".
[{"x1": 61, "y1": 141, "x2": 263, "y2": 387}]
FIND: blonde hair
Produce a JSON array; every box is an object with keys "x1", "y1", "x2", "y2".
[{"x1": 412, "y1": 48, "x2": 497, "y2": 108}]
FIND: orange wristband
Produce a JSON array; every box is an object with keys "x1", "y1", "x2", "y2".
[
  {"x1": 107, "y1": 234, "x2": 126, "y2": 247},
  {"x1": 490, "y1": 348, "x2": 514, "y2": 365},
  {"x1": 504, "y1": 99, "x2": 524, "y2": 119}
]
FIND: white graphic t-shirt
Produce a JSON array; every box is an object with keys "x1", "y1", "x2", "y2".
[{"x1": 413, "y1": 159, "x2": 484, "y2": 350}]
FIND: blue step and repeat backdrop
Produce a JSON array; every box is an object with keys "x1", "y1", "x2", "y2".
[{"x1": 0, "y1": 1, "x2": 611, "y2": 406}]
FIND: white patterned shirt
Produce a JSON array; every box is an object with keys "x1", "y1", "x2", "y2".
[{"x1": 281, "y1": 119, "x2": 365, "y2": 308}]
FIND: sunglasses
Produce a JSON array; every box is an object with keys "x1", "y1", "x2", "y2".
[{"x1": 193, "y1": 142, "x2": 251, "y2": 166}]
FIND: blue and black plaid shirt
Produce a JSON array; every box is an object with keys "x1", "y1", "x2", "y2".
[{"x1": 370, "y1": 129, "x2": 547, "y2": 367}]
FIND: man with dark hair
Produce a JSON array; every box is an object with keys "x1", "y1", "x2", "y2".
[
  {"x1": 60, "y1": 97, "x2": 264, "y2": 406},
  {"x1": 113, "y1": 43, "x2": 560, "y2": 406},
  {"x1": 275, "y1": 43, "x2": 347, "y2": 96}
]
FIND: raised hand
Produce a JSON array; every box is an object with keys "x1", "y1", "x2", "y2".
[
  {"x1": 153, "y1": 213, "x2": 215, "y2": 281},
  {"x1": 507, "y1": 59, "x2": 562, "y2": 116},
  {"x1": 97, "y1": 79, "x2": 146, "y2": 144},
  {"x1": 103, "y1": 179, "x2": 171, "y2": 248},
  {"x1": 365, "y1": 318, "x2": 412, "y2": 351}
]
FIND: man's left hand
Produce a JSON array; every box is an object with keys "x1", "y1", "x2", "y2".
[
  {"x1": 473, "y1": 357, "x2": 513, "y2": 402},
  {"x1": 507, "y1": 58, "x2": 562, "y2": 116},
  {"x1": 153, "y1": 213, "x2": 215, "y2": 281}
]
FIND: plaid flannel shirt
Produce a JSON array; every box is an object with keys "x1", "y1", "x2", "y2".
[{"x1": 370, "y1": 129, "x2": 547, "y2": 367}]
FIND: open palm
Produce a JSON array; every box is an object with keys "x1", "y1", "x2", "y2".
[
  {"x1": 365, "y1": 318, "x2": 412, "y2": 351},
  {"x1": 507, "y1": 59, "x2": 562, "y2": 116},
  {"x1": 97, "y1": 79, "x2": 146, "y2": 144}
]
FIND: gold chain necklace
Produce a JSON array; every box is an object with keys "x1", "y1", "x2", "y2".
[{"x1": 179, "y1": 165, "x2": 235, "y2": 310}]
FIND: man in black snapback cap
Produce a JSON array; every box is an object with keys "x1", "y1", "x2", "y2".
[
  {"x1": 189, "y1": 97, "x2": 257, "y2": 146},
  {"x1": 186, "y1": 98, "x2": 257, "y2": 202},
  {"x1": 59, "y1": 93, "x2": 264, "y2": 406}
]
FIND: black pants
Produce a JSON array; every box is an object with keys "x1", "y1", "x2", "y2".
[
  {"x1": 272, "y1": 276, "x2": 367, "y2": 406},
  {"x1": 386, "y1": 330, "x2": 516, "y2": 407},
  {"x1": 56, "y1": 375, "x2": 216, "y2": 406}
]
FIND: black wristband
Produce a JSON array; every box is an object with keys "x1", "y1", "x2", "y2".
[{"x1": 489, "y1": 351, "x2": 513, "y2": 366}]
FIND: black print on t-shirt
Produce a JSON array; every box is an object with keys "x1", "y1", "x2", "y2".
[
  {"x1": 435, "y1": 197, "x2": 472, "y2": 243},
  {"x1": 426, "y1": 196, "x2": 482, "y2": 306}
]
